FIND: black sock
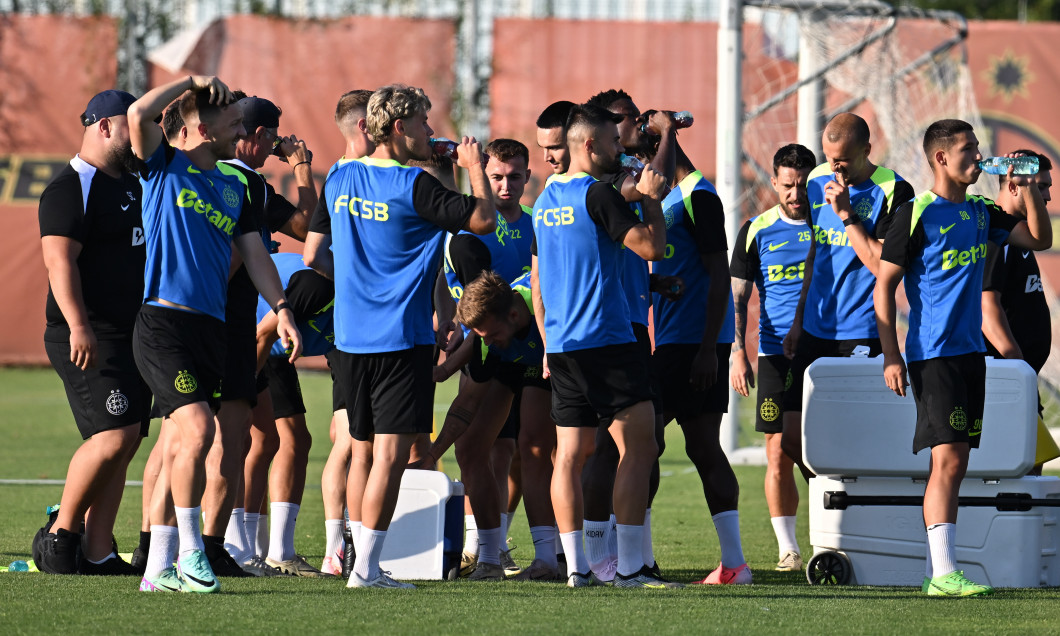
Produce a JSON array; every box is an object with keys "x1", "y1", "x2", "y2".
[{"x1": 138, "y1": 530, "x2": 151, "y2": 552}]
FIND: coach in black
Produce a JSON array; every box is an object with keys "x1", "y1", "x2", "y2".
[{"x1": 34, "y1": 90, "x2": 150, "y2": 575}]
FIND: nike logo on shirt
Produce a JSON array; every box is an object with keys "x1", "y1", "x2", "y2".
[
  {"x1": 121, "y1": 204, "x2": 130, "y2": 211},
  {"x1": 768, "y1": 241, "x2": 789, "y2": 251},
  {"x1": 940, "y1": 223, "x2": 957, "y2": 234},
  {"x1": 187, "y1": 166, "x2": 201, "y2": 174},
  {"x1": 813, "y1": 202, "x2": 825, "y2": 209}
]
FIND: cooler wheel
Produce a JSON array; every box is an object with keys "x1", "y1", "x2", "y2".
[{"x1": 806, "y1": 551, "x2": 851, "y2": 585}]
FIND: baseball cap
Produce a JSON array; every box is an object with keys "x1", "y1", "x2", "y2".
[
  {"x1": 80, "y1": 89, "x2": 137, "y2": 126},
  {"x1": 238, "y1": 96, "x2": 281, "y2": 133}
]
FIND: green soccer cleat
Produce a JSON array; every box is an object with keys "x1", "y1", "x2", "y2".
[
  {"x1": 926, "y1": 570, "x2": 994, "y2": 597},
  {"x1": 176, "y1": 549, "x2": 220, "y2": 593},
  {"x1": 139, "y1": 566, "x2": 182, "y2": 592}
]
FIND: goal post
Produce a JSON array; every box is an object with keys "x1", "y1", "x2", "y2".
[{"x1": 717, "y1": 0, "x2": 985, "y2": 464}]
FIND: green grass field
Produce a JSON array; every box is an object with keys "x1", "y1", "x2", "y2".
[{"x1": 3, "y1": 366, "x2": 1060, "y2": 634}]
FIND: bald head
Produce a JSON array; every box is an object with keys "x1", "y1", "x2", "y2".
[{"x1": 824, "y1": 113, "x2": 870, "y2": 148}]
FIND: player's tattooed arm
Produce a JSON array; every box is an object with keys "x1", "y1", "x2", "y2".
[{"x1": 730, "y1": 277, "x2": 755, "y2": 397}]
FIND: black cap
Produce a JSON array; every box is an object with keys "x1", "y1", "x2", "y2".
[
  {"x1": 238, "y1": 96, "x2": 281, "y2": 133},
  {"x1": 80, "y1": 90, "x2": 137, "y2": 126}
]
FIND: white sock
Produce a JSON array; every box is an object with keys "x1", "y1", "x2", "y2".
[
  {"x1": 325, "y1": 519, "x2": 345, "y2": 559},
  {"x1": 174, "y1": 506, "x2": 204, "y2": 556},
  {"x1": 348, "y1": 519, "x2": 363, "y2": 545},
  {"x1": 224, "y1": 508, "x2": 250, "y2": 562},
  {"x1": 607, "y1": 514, "x2": 618, "y2": 560},
  {"x1": 268, "y1": 502, "x2": 299, "y2": 562},
  {"x1": 771, "y1": 515, "x2": 800, "y2": 557},
  {"x1": 712, "y1": 510, "x2": 746, "y2": 569},
  {"x1": 256, "y1": 513, "x2": 270, "y2": 558},
  {"x1": 353, "y1": 527, "x2": 387, "y2": 580},
  {"x1": 145, "y1": 525, "x2": 179, "y2": 578},
  {"x1": 925, "y1": 536, "x2": 933, "y2": 579},
  {"x1": 243, "y1": 513, "x2": 260, "y2": 558},
  {"x1": 463, "y1": 515, "x2": 479, "y2": 556},
  {"x1": 642, "y1": 509, "x2": 654, "y2": 567},
  {"x1": 927, "y1": 523, "x2": 958, "y2": 578},
  {"x1": 616, "y1": 523, "x2": 646, "y2": 577},
  {"x1": 529, "y1": 526, "x2": 558, "y2": 568},
  {"x1": 559, "y1": 530, "x2": 589, "y2": 575},
  {"x1": 477, "y1": 526, "x2": 502, "y2": 565},
  {"x1": 583, "y1": 520, "x2": 612, "y2": 573},
  {"x1": 501, "y1": 512, "x2": 513, "y2": 539}
]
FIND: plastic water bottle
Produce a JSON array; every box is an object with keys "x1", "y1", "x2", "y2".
[
  {"x1": 429, "y1": 138, "x2": 488, "y2": 164},
  {"x1": 639, "y1": 110, "x2": 694, "y2": 134},
  {"x1": 8, "y1": 560, "x2": 29, "y2": 572},
  {"x1": 620, "y1": 154, "x2": 645, "y2": 181},
  {"x1": 978, "y1": 156, "x2": 1039, "y2": 175}
]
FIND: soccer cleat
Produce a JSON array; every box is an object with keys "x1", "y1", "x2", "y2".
[
  {"x1": 500, "y1": 539, "x2": 522, "y2": 576},
  {"x1": 241, "y1": 555, "x2": 287, "y2": 577},
  {"x1": 205, "y1": 543, "x2": 254, "y2": 578},
  {"x1": 347, "y1": 569, "x2": 416, "y2": 589},
  {"x1": 644, "y1": 562, "x2": 683, "y2": 588},
  {"x1": 926, "y1": 570, "x2": 994, "y2": 597},
  {"x1": 266, "y1": 554, "x2": 334, "y2": 578},
  {"x1": 130, "y1": 546, "x2": 148, "y2": 575},
  {"x1": 511, "y1": 559, "x2": 561, "y2": 582},
  {"x1": 613, "y1": 565, "x2": 679, "y2": 589},
  {"x1": 775, "y1": 550, "x2": 803, "y2": 572},
  {"x1": 79, "y1": 554, "x2": 139, "y2": 576},
  {"x1": 557, "y1": 553, "x2": 568, "y2": 580},
  {"x1": 458, "y1": 550, "x2": 478, "y2": 577},
  {"x1": 566, "y1": 570, "x2": 605, "y2": 588},
  {"x1": 692, "y1": 562, "x2": 752, "y2": 585},
  {"x1": 139, "y1": 566, "x2": 182, "y2": 592},
  {"x1": 922, "y1": 577, "x2": 931, "y2": 593},
  {"x1": 176, "y1": 549, "x2": 220, "y2": 593},
  {"x1": 591, "y1": 557, "x2": 618, "y2": 583},
  {"x1": 321, "y1": 554, "x2": 343, "y2": 577},
  {"x1": 467, "y1": 561, "x2": 505, "y2": 581},
  {"x1": 35, "y1": 528, "x2": 81, "y2": 575}
]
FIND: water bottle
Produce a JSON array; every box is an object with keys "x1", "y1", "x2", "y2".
[
  {"x1": 639, "y1": 110, "x2": 694, "y2": 134},
  {"x1": 978, "y1": 156, "x2": 1039, "y2": 175},
  {"x1": 429, "y1": 138, "x2": 488, "y2": 164},
  {"x1": 620, "y1": 154, "x2": 645, "y2": 181},
  {"x1": 8, "y1": 560, "x2": 29, "y2": 572}
]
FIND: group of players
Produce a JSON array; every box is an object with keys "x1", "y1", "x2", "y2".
[{"x1": 32, "y1": 74, "x2": 1054, "y2": 596}]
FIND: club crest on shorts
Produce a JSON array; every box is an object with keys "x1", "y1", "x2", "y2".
[
  {"x1": 949, "y1": 406, "x2": 968, "y2": 431},
  {"x1": 222, "y1": 185, "x2": 240, "y2": 209},
  {"x1": 760, "y1": 398, "x2": 780, "y2": 422},
  {"x1": 105, "y1": 390, "x2": 129, "y2": 416},
  {"x1": 175, "y1": 370, "x2": 198, "y2": 394}
]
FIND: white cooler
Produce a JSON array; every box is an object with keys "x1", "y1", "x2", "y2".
[
  {"x1": 802, "y1": 356, "x2": 1060, "y2": 587},
  {"x1": 378, "y1": 469, "x2": 465, "y2": 580}
]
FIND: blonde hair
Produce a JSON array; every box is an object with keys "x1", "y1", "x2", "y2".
[
  {"x1": 366, "y1": 85, "x2": 431, "y2": 145},
  {"x1": 455, "y1": 271, "x2": 514, "y2": 330}
]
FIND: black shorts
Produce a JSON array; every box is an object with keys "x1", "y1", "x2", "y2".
[
  {"x1": 548, "y1": 342, "x2": 654, "y2": 428},
  {"x1": 653, "y1": 343, "x2": 732, "y2": 421},
  {"x1": 908, "y1": 353, "x2": 986, "y2": 454},
  {"x1": 754, "y1": 354, "x2": 790, "y2": 434},
  {"x1": 220, "y1": 319, "x2": 258, "y2": 406},
  {"x1": 325, "y1": 349, "x2": 346, "y2": 412},
  {"x1": 264, "y1": 356, "x2": 305, "y2": 419},
  {"x1": 45, "y1": 337, "x2": 152, "y2": 440},
  {"x1": 783, "y1": 332, "x2": 882, "y2": 411},
  {"x1": 133, "y1": 304, "x2": 226, "y2": 417},
  {"x1": 332, "y1": 346, "x2": 435, "y2": 442},
  {"x1": 633, "y1": 322, "x2": 663, "y2": 416},
  {"x1": 498, "y1": 385, "x2": 521, "y2": 440}
]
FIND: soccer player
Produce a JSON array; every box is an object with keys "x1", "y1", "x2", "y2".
[
  {"x1": 128, "y1": 75, "x2": 302, "y2": 593},
  {"x1": 531, "y1": 103, "x2": 670, "y2": 588},
  {"x1": 535, "y1": 100, "x2": 576, "y2": 177},
  {"x1": 730, "y1": 143, "x2": 817, "y2": 573},
  {"x1": 581, "y1": 89, "x2": 678, "y2": 582},
  {"x1": 876, "y1": 121, "x2": 1051, "y2": 597},
  {"x1": 980, "y1": 150, "x2": 1060, "y2": 473},
  {"x1": 315, "y1": 88, "x2": 376, "y2": 577},
  {"x1": 304, "y1": 84, "x2": 495, "y2": 589},
  {"x1": 34, "y1": 90, "x2": 149, "y2": 576},
  {"x1": 782, "y1": 113, "x2": 914, "y2": 477}
]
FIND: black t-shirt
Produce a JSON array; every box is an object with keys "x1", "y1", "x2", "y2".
[
  {"x1": 38, "y1": 157, "x2": 144, "y2": 341},
  {"x1": 223, "y1": 163, "x2": 271, "y2": 330},
  {"x1": 309, "y1": 170, "x2": 475, "y2": 237},
  {"x1": 286, "y1": 269, "x2": 335, "y2": 322},
  {"x1": 530, "y1": 180, "x2": 642, "y2": 255},
  {"x1": 447, "y1": 234, "x2": 493, "y2": 287},
  {"x1": 983, "y1": 242, "x2": 1051, "y2": 373},
  {"x1": 684, "y1": 189, "x2": 728, "y2": 255}
]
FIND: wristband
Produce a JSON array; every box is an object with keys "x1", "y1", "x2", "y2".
[
  {"x1": 293, "y1": 160, "x2": 311, "y2": 169},
  {"x1": 273, "y1": 301, "x2": 291, "y2": 314},
  {"x1": 843, "y1": 215, "x2": 861, "y2": 227}
]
